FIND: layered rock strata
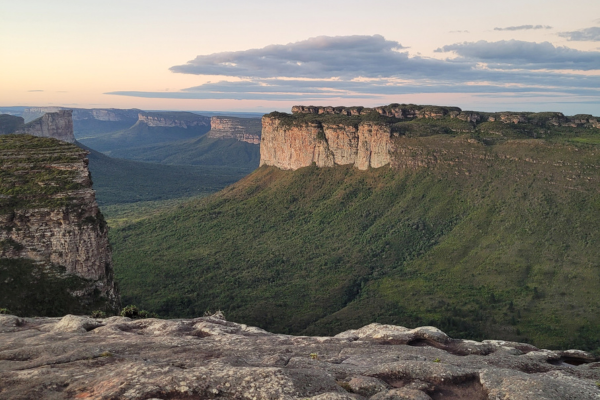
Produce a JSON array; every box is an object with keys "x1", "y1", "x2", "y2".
[
  {"x1": 260, "y1": 118, "x2": 393, "y2": 170},
  {"x1": 0, "y1": 134, "x2": 119, "y2": 311},
  {"x1": 207, "y1": 116, "x2": 261, "y2": 144},
  {"x1": 137, "y1": 112, "x2": 210, "y2": 128},
  {"x1": 15, "y1": 110, "x2": 75, "y2": 143},
  {"x1": 0, "y1": 313, "x2": 598, "y2": 399},
  {"x1": 292, "y1": 104, "x2": 600, "y2": 128},
  {"x1": 261, "y1": 104, "x2": 600, "y2": 171},
  {"x1": 22, "y1": 107, "x2": 140, "y2": 124}
]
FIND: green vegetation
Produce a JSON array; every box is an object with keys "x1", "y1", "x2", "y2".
[
  {"x1": 120, "y1": 304, "x2": 157, "y2": 319},
  {"x1": 106, "y1": 135, "x2": 260, "y2": 168},
  {"x1": 0, "y1": 134, "x2": 86, "y2": 213},
  {"x1": 0, "y1": 308, "x2": 11, "y2": 315},
  {"x1": 0, "y1": 258, "x2": 107, "y2": 317},
  {"x1": 77, "y1": 119, "x2": 210, "y2": 154},
  {"x1": 83, "y1": 144, "x2": 250, "y2": 206},
  {"x1": 110, "y1": 135, "x2": 600, "y2": 351},
  {"x1": 91, "y1": 310, "x2": 107, "y2": 318},
  {"x1": 0, "y1": 114, "x2": 25, "y2": 134}
]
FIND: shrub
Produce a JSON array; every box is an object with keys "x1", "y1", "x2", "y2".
[
  {"x1": 120, "y1": 305, "x2": 157, "y2": 319},
  {"x1": 0, "y1": 308, "x2": 11, "y2": 315},
  {"x1": 91, "y1": 310, "x2": 107, "y2": 318},
  {"x1": 120, "y1": 305, "x2": 140, "y2": 318}
]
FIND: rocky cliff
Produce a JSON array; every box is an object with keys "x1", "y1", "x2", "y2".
[
  {"x1": 1, "y1": 313, "x2": 598, "y2": 399},
  {"x1": 22, "y1": 107, "x2": 140, "y2": 124},
  {"x1": 0, "y1": 134, "x2": 119, "y2": 315},
  {"x1": 261, "y1": 104, "x2": 600, "y2": 171},
  {"x1": 137, "y1": 111, "x2": 211, "y2": 128},
  {"x1": 15, "y1": 110, "x2": 76, "y2": 143},
  {"x1": 207, "y1": 116, "x2": 262, "y2": 144}
]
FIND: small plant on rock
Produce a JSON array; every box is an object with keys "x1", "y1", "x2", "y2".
[
  {"x1": 0, "y1": 308, "x2": 11, "y2": 315},
  {"x1": 120, "y1": 305, "x2": 157, "y2": 319},
  {"x1": 120, "y1": 305, "x2": 140, "y2": 319},
  {"x1": 91, "y1": 310, "x2": 107, "y2": 318},
  {"x1": 433, "y1": 358, "x2": 441, "y2": 363},
  {"x1": 310, "y1": 353, "x2": 319, "y2": 360}
]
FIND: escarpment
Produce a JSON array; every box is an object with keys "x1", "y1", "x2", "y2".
[
  {"x1": 14, "y1": 110, "x2": 76, "y2": 143},
  {"x1": 0, "y1": 134, "x2": 119, "y2": 315},
  {"x1": 207, "y1": 116, "x2": 261, "y2": 144},
  {"x1": 261, "y1": 104, "x2": 600, "y2": 171},
  {"x1": 137, "y1": 111, "x2": 211, "y2": 128}
]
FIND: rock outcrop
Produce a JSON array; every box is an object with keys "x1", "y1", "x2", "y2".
[
  {"x1": 22, "y1": 107, "x2": 140, "y2": 124},
  {"x1": 207, "y1": 116, "x2": 261, "y2": 144},
  {"x1": 0, "y1": 314, "x2": 598, "y2": 399},
  {"x1": 260, "y1": 105, "x2": 600, "y2": 171},
  {"x1": 0, "y1": 134, "x2": 119, "y2": 313},
  {"x1": 260, "y1": 117, "x2": 393, "y2": 170},
  {"x1": 137, "y1": 112, "x2": 210, "y2": 128},
  {"x1": 15, "y1": 110, "x2": 75, "y2": 143}
]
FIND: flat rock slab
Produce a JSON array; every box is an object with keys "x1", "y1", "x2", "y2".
[{"x1": 0, "y1": 315, "x2": 599, "y2": 399}]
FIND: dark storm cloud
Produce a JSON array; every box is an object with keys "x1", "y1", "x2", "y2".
[
  {"x1": 107, "y1": 35, "x2": 600, "y2": 102},
  {"x1": 558, "y1": 27, "x2": 600, "y2": 42},
  {"x1": 436, "y1": 40, "x2": 600, "y2": 70},
  {"x1": 494, "y1": 25, "x2": 552, "y2": 31}
]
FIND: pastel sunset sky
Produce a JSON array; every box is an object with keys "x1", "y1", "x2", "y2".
[{"x1": 2, "y1": 0, "x2": 599, "y2": 113}]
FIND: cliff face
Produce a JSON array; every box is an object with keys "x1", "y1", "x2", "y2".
[
  {"x1": 260, "y1": 117, "x2": 393, "y2": 170},
  {"x1": 0, "y1": 134, "x2": 119, "y2": 313},
  {"x1": 137, "y1": 112, "x2": 210, "y2": 128},
  {"x1": 16, "y1": 110, "x2": 75, "y2": 143},
  {"x1": 22, "y1": 107, "x2": 140, "y2": 124},
  {"x1": 261, "y1": 104, "x2": 600, "y2": 171},
  {"x1": 207, "y1": 116, "x2": 261, "y2": 144}
]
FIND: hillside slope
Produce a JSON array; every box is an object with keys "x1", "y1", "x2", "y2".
[
  {"x1": 110, "y1": 133, "x2": 600, "y2": 351},
  {"x1": 80, "y1": 143, "x2": 249, "y2": 206}
]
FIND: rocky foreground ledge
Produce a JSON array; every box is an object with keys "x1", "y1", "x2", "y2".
[{"x1": 0, "y1": 314, "x2": 599, "y2": 400}]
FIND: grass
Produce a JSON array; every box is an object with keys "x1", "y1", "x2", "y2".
[{"x1": 109, "y1": 135, "x2": 600, "y2": 351}]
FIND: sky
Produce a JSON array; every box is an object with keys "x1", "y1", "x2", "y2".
[{"x1": 1, "y1": 0, "x2": 600, "y2": 114}]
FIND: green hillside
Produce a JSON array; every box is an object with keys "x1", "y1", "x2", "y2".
[
  {"x1": 81, "y1": 144, "x2": 250, "y2": 206},
  {"x1": 106, "y1": 135, "x2": 260, "y2": 168},
  {"x1": 78, "y1": 120, "x2": 210, "y2": 154},
  {"x1": 110, "y1": 133, "x2": 600, "y2": 352}
]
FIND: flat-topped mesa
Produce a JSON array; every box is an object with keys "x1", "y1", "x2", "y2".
[
  {"x1": 261, "y1": 104, "x2": 600, "y2": 171},
  {"x1": 137, "y1": 112, "x2": 211, "y2": 128},
  {"x1": 207, "y1": 116, "x2": 261, "y2": 144},
  {"x1": 0, "y1": 134, "x2": 119, "y2": 313},
  {"x1": 15, "y1": 110, "x2": 75, "y2": 143}
]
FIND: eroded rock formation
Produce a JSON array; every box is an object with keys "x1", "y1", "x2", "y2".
[
  {"x1": 260, "y1": 118, "x2": 393, "y2": 170},
  {"x1": 137, "y1": 112, "x2": 211, "y2": 128},
  {"x1": 207, "y1": 116, "x2": 261, "y2": 144},
  {"x1": 260, "y1": 105, "x2": 600, "y2": 171},
  {"x1": 0, "y1": 314, "x2": 597, "y2": 399},
  {"x1": 15, "y1": 110, "x2": 75, "y2": 143},
  {"x1": 0, "y1": 134, "x2": 119, "y2": 313}
]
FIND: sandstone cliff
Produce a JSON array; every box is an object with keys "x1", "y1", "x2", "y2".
[
  {"x1": 207, "y1": 116, "x2": 261, "y2": 144},
  {"x1": 15, "y1": 110, "x2": 75, "y2": 143},
  {"x1": 22, "y1": 107, "x2": 140, "y2": 124},
  {"x1": 0, "y1": 134, "x2": 119, "y2": 314},
  {"x1": 261, "y1": 104, "x2": 600, "y2": 171},
  {"x1": 137, "y1": 112, "x2": 210, "y2": 128},
  {"x1": 0, "y1": 313, "x2": 598, "y2": 399}
]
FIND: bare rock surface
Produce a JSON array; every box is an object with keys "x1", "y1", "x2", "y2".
[
  {"x1": 207, "y1": 116, "x2": 261, "y2": 144},
  {"x1": 16, "y1": 110, "x2": 75, "y2": 143},
  {"x1": 0, "y1": 315, "x2": 598, "y2": 399}
]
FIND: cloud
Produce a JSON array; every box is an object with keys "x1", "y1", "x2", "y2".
[
  {"x1": 168, "y1": 35, "x2": 463, "y2": 79},
  {"x1": 108, "y1": 35, "x2": 600, "y2": 102},
  {"x1": 28, "y1": 90, "x2": 44, "y2": 92},
  {"x1": 449, "y1": 30, "x2": 469, "y2": 34},
  {"x1": 436, "y1": 40, "x2": 600, "y2": 70},
  {"x1": 558, "y1": 27, "x2": 600, "y2": 42},
  {"x1": 494, "y1": 25, "x2": 552, "y2": 31}
]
